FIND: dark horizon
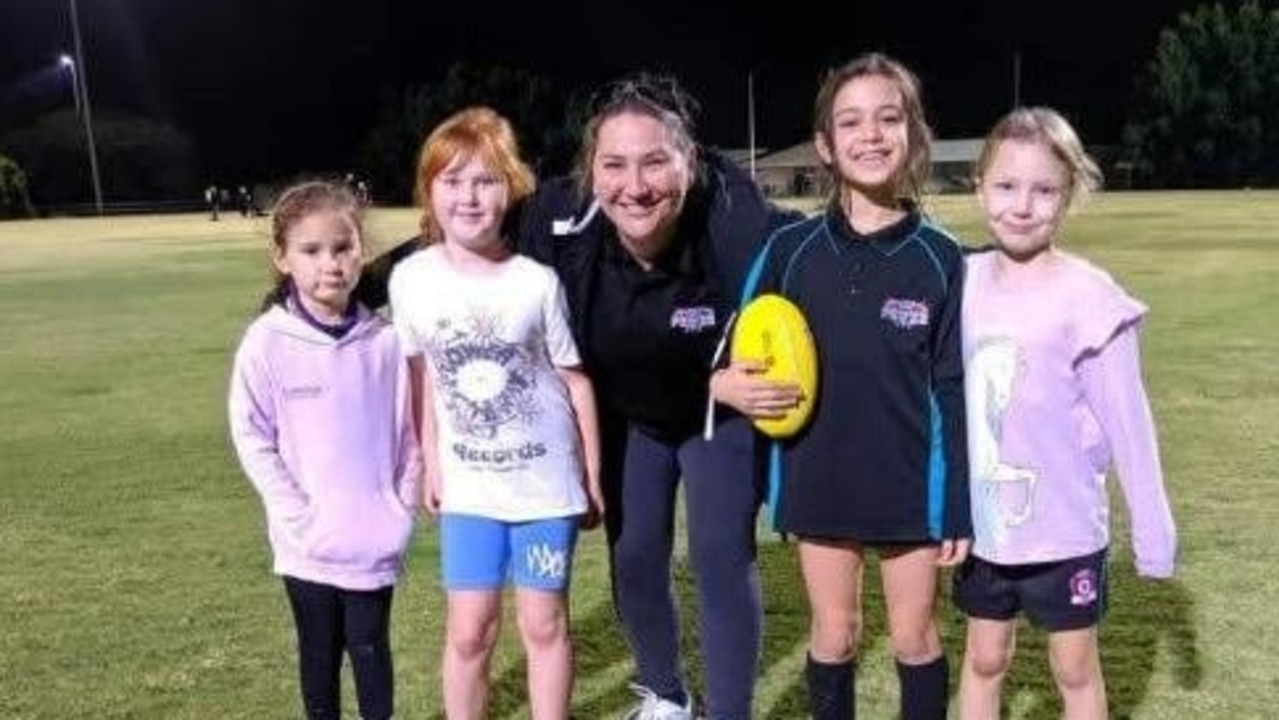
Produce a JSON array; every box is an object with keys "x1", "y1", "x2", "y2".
[{"x1": 0, "y1": 0, "x2": 1240, "y2": 183}]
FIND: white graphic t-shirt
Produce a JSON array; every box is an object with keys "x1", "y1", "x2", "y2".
[{"x1": 389, "y1": 246, "x2": 587, "y2": 521}]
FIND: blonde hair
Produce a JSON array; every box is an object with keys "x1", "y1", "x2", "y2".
[
  {"x1": 813, "y1": 53, "x2": 933, "y2": 204},
  {"x1": 414, "y1": 106, "x2": 535, "y2": 242},
  {"x1": 976, "y1": 107, "x2": 1103, "y2": 205}
]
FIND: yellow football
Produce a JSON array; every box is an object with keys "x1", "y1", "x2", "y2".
[{"x1": 730, "y1": 293, "x2": 819, "y2": 438}]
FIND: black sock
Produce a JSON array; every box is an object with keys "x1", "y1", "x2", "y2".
[
  {"x1": 896, "y1": 655, "x2": 949, "y2": 720},
  {"x1": 806, "y1": 654, "x2": 854, "y2": 720}
]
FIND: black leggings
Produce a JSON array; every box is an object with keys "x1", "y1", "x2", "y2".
[
  {"x1": 603, "y1": 415, "x2": 766, "y2": 720},
  {"x1": 283, "y1": 576, "x2": 395, "y2": 720}
]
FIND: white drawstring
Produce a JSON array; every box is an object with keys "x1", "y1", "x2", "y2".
[
  {"x1": 702, "y1": 311, "x2": 736, "y2": 441},
  {"x1": 551, "y1": 198, "x2": 602, "y2": 236}
]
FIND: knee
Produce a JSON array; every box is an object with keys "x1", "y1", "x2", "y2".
[
  {"x1": 1052, "y1": 657, "x2": 1101, "y2": 694},
  {"x1": 688, "y1": 531, "x2": 753, "y2": 581},
  {"x1": 809, "y1": 610, "x2": 862, "y2": 661},
  {"x1": 889, "y1": 622, "x2": 943, "y2": 663},
  {"x1": 347, "y1": 639, "x2": 390, "y2": 664},
  {"x1": 448, "y1": 619, "x2": 499, "y2": 661},
  {"x1": 965, "y1": 645, "x2": 1011, "y2": 681},
  {"x1": 611, "y1": 538, "x2": 669, "y2": 585},
  {"x1": 517, "y1": 606, "x2": 568, "y2": 650}
]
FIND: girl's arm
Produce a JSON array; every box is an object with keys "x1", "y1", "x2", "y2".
[
  {"x1": 932, "y1": 252, "x2": 973, "y2": 556},
  {"x1": 227, "y1": 345, "x2": 312, "y2": 543},
  {"x1": 393, "y1": 356, "x2": 424, "y2": 511},
  {"x1": 709, "y1": 361, "x2": 802, "y2": 420},
  {"x1": 708, "y1": 233, "x2": 802, "y2": 425},
  {"x1": 408, "y1": 354, "x2": 444, "y2": 516},
  {"x1": 558, "y1": 367, "x2": 604, "y2": 529},
  {"x1": 1079, "y1": 323, "x2": 1177, "y2": 578}
]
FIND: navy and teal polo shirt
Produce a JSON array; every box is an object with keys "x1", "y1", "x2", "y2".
[{"x1": 745, "y1": 203, "x2": 971, "y2": 542}]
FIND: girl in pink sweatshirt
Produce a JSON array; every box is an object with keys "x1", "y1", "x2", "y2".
[
  {"x1": 228, "y1": 180, "x2": 421, "y2": 720},
  {"x1": 955, "y1": 108, "x2": 1177, "y2": 720}
]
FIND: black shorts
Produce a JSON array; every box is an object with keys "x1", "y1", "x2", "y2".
[{"x1": 952, "y1": 548, "x2": 1109, "y2": 632}]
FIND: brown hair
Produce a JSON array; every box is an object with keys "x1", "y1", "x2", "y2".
[
  {"x1": 812, "y1": 53, "x2": 934, "y2": 204},
  {"x1": 414, "y1": 106, "x2": 535, "y2": 242},
  {"x1": 261, "y1": 179, "x2": 363, "y2": 311},
  {"x1": 574, "y1": 72, "x2": 702, "y2": 196}
]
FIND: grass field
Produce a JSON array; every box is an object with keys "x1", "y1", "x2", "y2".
[{"x1": 1, "y1": 191, "x2": 1276, "y2": 718}]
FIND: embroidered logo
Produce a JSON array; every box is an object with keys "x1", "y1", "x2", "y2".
[
  {"x1": 526, "y1": 542, "x2": 568, "y2": 580},
  {"x1": 282, "y1": 384, "x2": 323, "y2": 400},
  {"x1": 880, "y1": 298, "x2": 930, "y2": 329},
  {"x1": 670, "y1": 306, "x2": 716, "y2": 333},
  {"x1": 1068, "y1": 568, "x2": 1099, "y2": 606}
]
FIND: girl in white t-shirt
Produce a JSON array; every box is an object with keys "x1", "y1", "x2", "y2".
[{"x1": 388, "y1": 106, "x2": 603, "y2": 720}]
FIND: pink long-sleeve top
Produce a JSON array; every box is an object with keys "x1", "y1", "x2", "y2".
[{"x1": 962, "y1": 250, "x2": 1176, "y2": 578}]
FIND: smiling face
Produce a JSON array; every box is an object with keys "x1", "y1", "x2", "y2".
[
  {"x1": 430, "y1": 153, "x2": 510, "y2": 255},
  {"x1": 590, "y1": 110, "x2": 694, "y2": 264},
  {"x1": 815, "y1": 73, "x2": 910, "y2": 203},
  {"x1": 273, "y1": 209, "x2": 363, "y2": 321},
  {"x1": 977, "y1": 139, "x2": 1071, "y2": 262}
]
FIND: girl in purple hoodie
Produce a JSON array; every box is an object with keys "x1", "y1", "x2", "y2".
[{"x1": 228, "y1": 180, "x2": 422, "y2": 720}]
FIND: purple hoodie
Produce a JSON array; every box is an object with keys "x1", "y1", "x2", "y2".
[{"x1": 228, "y1": 304, "x2": 421, "y2": 590}]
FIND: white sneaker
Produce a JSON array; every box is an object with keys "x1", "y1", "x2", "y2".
[{"x1": 622, "y1": 682, "x2": 694, "y2": 720}]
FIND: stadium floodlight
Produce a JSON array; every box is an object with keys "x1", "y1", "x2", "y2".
[{"x1": 58, "y1": 54, "x2": 80, "y2": 114}]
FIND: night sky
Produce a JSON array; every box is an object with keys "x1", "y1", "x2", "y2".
[{"x1": 0, "y1": 0, "x2": 1237, "y2": 182}]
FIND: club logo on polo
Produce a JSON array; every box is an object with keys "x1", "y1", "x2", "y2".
[
  {"x1": 670, "y1": 306, "x2": 715, "y2": 333},
  {"x1": 880, "y1": 297, "x2": 930, "y2": 329}
]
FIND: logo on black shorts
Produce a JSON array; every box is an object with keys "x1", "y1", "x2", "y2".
[{"x1": 1068, "y1": 568, "x2": 1098, "y2": 606}]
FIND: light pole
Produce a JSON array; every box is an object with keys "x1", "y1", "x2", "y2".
[{"x1": 68, "y1": 0, "x2": 103, "y2": 215}]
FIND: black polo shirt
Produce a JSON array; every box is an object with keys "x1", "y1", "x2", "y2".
[
  {"x1": 585, "y1": 226, "x2": 724, "y2": 440},
  {"x1": 506, "y1": 153, "x2": 805, "y2": 443}
]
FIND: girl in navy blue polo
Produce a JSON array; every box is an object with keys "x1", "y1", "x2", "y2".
[{"x1": 713, "y1": 53, "x2": 971, "y2": 720}]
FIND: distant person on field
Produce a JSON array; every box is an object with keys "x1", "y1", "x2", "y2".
[
  {"x1": 714, "y1": 53, "x2": 971, "y2": 720},
  {"x1": 955, "y1": 107, "x2": 1177, "y2": 720},
  {"x1": 238, "y1": 185, "x2": 254, "y2": 217},
  {"x1": 205, "y1": 184, "x2": 220, "y2": 221},
  {"x1": 227, "y1": 180, "x2": 421, "y2": 720},
  {"x1": 388, "y1": 106, "x2": 603, "y2": 720}
]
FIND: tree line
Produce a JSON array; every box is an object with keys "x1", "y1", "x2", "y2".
[{"x1": 1, "y1": 1, "x2": 1276, "y2": 217}]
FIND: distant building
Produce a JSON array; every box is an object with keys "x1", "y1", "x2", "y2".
[
  {"x1": 715, "y1": 147, "x2": 769, "y2": 167},
  {"x1": 931, "y1": 138, "x2": 985, "y2": 192},
  {"x1": 739, "y1": 138, "x2": 986, "y2": 197},
  {"x1": 749, "y1": 143, "x2": 823, "y2": 198}
]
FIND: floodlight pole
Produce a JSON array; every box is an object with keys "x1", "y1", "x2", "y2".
[
  {"x1": 1012, "y1": 51, "x2": 1022, "y2": 109},
  {"x1": 747, "y1": 72, "x2": 756, "y2": 180},
  {"x1": 69, "y1": 0, "x2": 103, "y2": 215}
]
